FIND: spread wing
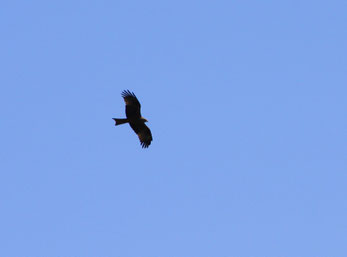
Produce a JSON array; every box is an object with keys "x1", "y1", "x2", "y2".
[
  {"x1": 121, "y1": 90, "x2": 141, "y2": 119},
  {"x1": 129, "y1": 122, "x2": 153, "y2": 148}
]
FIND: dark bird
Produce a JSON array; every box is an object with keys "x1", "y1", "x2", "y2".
[{"x1": 113, "y1": 90, "x2": 153, "y2": 148}]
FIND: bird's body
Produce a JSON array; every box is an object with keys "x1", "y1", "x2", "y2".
[{"x1": 113, "y1": 90, "x2": 153, "y2": 148}]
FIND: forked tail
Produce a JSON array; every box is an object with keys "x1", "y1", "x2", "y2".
[{"x1": 112, "y1": 118, "x2": 128, "y2": 125}]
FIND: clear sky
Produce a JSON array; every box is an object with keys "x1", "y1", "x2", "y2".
[{"x1": 1, "y1": 0, "x2": 346, "y2": 256}]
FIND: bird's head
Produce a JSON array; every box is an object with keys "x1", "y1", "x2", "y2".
[{"x1": 141, "y1": 117, "x2": 148, "y2": 123}]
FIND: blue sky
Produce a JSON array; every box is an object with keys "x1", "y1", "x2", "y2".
[{"x1": 1, "y1": 0, "x2": 346, "y2": 256}]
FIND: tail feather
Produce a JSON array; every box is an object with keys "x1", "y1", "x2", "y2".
[{"x1": 113, "y1": 118, "x2": 128, "y2": 126}]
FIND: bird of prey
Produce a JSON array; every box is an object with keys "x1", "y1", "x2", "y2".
[{"x1": 113, "y1": 90, "x2": 153, "y2": 148}]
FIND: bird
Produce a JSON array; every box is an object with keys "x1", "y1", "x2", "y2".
[{"x1": 113, "y1": 90, "x2": 153, "y2": 148}]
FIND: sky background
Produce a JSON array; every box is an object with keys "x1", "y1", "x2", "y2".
[{"x1": 1, "y1": 0, "x2": 346, "y2": 256}]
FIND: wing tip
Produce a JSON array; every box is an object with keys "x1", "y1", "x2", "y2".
[
  {"x1": 141, "y1": 142, "x2": 151, "y2": 148},
  {"x1": 121, "y1": 89, "x2": 136, "y2": 98}
]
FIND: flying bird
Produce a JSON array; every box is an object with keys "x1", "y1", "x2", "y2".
[{"x1": 113, "y1": 90, "x2": 153, "y2": 148}]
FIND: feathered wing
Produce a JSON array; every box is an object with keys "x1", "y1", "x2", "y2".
[
  {"x1": 121, "y1": 90, "x2": 141, "y2": 119},
  {"x1": 129, "y1": 122, "x2": 153, "y2": 148}
]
